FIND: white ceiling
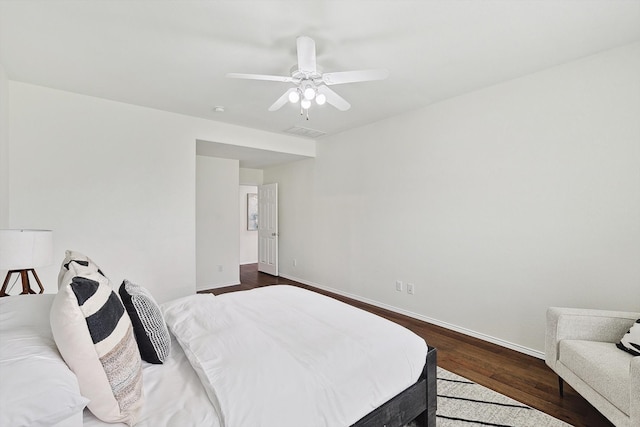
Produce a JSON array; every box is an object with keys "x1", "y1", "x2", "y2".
[{"x1": 1, "y1": 0, "x2": 639, "y2": 147}]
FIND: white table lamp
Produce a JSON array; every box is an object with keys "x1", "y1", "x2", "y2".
[{"x1": 0, "y1": 229, "x2": 53, "y2": 296}]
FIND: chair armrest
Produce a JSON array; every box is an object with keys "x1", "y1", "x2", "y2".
[
  {"x1": 632, "y1": 357, "x2": 639, "y2": 425},
  {"x1": 545, "y1": 307, "x2": 639, "y2": 370}
]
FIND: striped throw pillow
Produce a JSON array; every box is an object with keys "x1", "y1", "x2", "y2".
[
  {"x1": 51, "y1": 262, "x2": 144, "y2": 425},
  {"x1": 57, "y1": 249, "x2": 104, "y2": 289},
  {"x1": 119, "y1": 280, "x2": 171, "y2": 364},
  {"x1": 617, "y1": 319, "x2": 640, "y2": 356}
]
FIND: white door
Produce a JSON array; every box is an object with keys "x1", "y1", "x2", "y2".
[{"x1": 258, "y1": 183, "x2": 278, "y2": 276}]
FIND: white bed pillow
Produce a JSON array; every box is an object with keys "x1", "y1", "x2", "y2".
[
  {"x1": 51, "y1": 262, "x2": 144, "y2": 425},
  {"x1": 0, "y1": 292, "x2": 57, "y2": 332},
  {"x1": 0, "y1": 295, "x2": 88, "y2": 427}
]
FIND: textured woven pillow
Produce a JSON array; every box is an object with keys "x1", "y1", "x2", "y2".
[
  {"x1": 51, "y1": 263, "x2": 143, "y2": 425},
  {"x1": 119, "y1": 280, "x2": 171, "y2": 364},
  {"x1": 617, "y1": 319, "x2": 640, "y2": 356},
  {"x1": 57, "y1": 250, "x2": 104, "y2": 289}
]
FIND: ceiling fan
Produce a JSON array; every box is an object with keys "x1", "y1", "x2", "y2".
[{"x1": 226, "y1": 36, "x2": 389, "y2": 117}]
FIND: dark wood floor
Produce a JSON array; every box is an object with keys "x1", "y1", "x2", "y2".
[{"x1": 203, "y1": 264, "x2": 613, "y2": 427}]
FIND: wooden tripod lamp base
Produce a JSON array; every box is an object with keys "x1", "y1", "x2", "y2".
[
  {"x1": 0, "y1": 229, "x2": 53, "y2": 297},
  {"x1": 0, "y1": 269, "x2": 45, "y2": 297}
]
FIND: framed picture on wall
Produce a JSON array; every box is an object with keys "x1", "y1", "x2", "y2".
[{"x1": 247, "y1": 193, "x2": 258, "y2": 231}]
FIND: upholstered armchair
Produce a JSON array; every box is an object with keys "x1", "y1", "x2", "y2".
[{"x1": 545, "y1": 307, "x2": 639, "y2": 427}]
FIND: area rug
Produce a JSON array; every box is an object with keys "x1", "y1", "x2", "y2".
[{"x1": 409, "y1": 367, "x2": 571, "y2": 427}]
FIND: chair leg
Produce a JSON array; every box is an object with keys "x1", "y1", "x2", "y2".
[{"x1": 558, "y1": 376, "x2": 564, "y2": 397}]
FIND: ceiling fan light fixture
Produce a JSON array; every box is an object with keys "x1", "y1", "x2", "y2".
[
  {"x1": 288, "y1": 90, "x2": 300, "y2": 103},
  {"x1": 303, "y1": 86, "x2": 316, "y2": 100},
  {"x1": 227, "y1": 36, "x2": 387, "y2": 114}
]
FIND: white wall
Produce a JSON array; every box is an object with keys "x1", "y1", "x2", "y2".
[
  {"x1": 239, "y1": 185, "x2": 258, "y2": 265},
  {"x1": 196, "y1": 156, "x2": 240, "y2": 289},
  {"x1": 265, "y1": 42, "x2": 640, "y2": 356},
  {"x1": 239, "y1": 168, "x2": 263, "y2": 186},
  {"x1": 6, "y1": 81, "x2": 312, "y2": 302},
  {"x1": 0, "y1": 64, "x2": 9, "y2": 228}
]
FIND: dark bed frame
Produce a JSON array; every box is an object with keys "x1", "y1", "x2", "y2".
[{"x1": 351, "y1": 346, "x2": 437, "y2": 427}]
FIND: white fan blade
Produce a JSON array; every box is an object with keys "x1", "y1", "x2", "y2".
[
  {"x1": 296, "y1": 36, "x2": 316, "y2": 73},
  {"x1": 317, "y1": 85, "x2": 350, "y2": 111},
  {"x1": 226, "y1": 73, "x2": 293, "y2": 83},
  {"x1": 322, "y1": 69, "x2": 389, "y2": 85},
  {"x1": 268, "y1": 88, "x2": 297, "y2": 111}
]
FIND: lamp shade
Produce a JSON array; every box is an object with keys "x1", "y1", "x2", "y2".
[{"x1": 0, "y1": 229, "x2": 53, "y2": 270}]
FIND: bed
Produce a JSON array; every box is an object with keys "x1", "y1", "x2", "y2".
[{"x1": 0, "y1": 269, "x2": 436, "y2": 427}]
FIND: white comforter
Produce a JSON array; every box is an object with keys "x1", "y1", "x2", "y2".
[{"x1": 162, "y1": 285, "x2": 428, "y2": 427}]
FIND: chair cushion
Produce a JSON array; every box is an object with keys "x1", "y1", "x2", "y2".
[{"x1": 559, "y1": 340, "x2": 633, "y2": 415}]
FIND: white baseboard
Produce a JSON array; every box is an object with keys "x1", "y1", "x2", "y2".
[{"x1": 280, "y1": 273, "x2": 545, "y2": 360}]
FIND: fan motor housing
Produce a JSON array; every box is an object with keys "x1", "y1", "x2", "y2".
[{"x1": 289, "y1": 65, "x2": 323, "y2": 83}]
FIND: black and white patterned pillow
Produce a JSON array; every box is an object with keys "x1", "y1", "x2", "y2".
[
  {"x1": 119, "y1": 280, "x2": 171, "y2": 364},
  {"x1": 617, "y1": 319, "x2": 640, "y2": 356},
  {"x1": 51, "y1": 264, "x2": 144, "y2": 424}
]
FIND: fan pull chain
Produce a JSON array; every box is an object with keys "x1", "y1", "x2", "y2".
[{"x1": 299, "y1": 106, "x2": 310, "y2": 120}]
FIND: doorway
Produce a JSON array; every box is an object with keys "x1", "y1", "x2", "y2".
[
  {"x1": 239, "y1": 183, "x2": 279, "y2": 276},
  {"x1": 239, "y1": 185, "x2": 258, "y2": 265}
]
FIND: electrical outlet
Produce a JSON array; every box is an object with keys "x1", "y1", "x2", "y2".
[
  {"x1": 293, "y1": 259, "x2": 297, "y2": 267},
  {"x1": 407, "y1": 283, "x2": 415, "y2": 295},
  {"x1": 396, "y1": 280, "x2": 403, "y2": 292}
]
